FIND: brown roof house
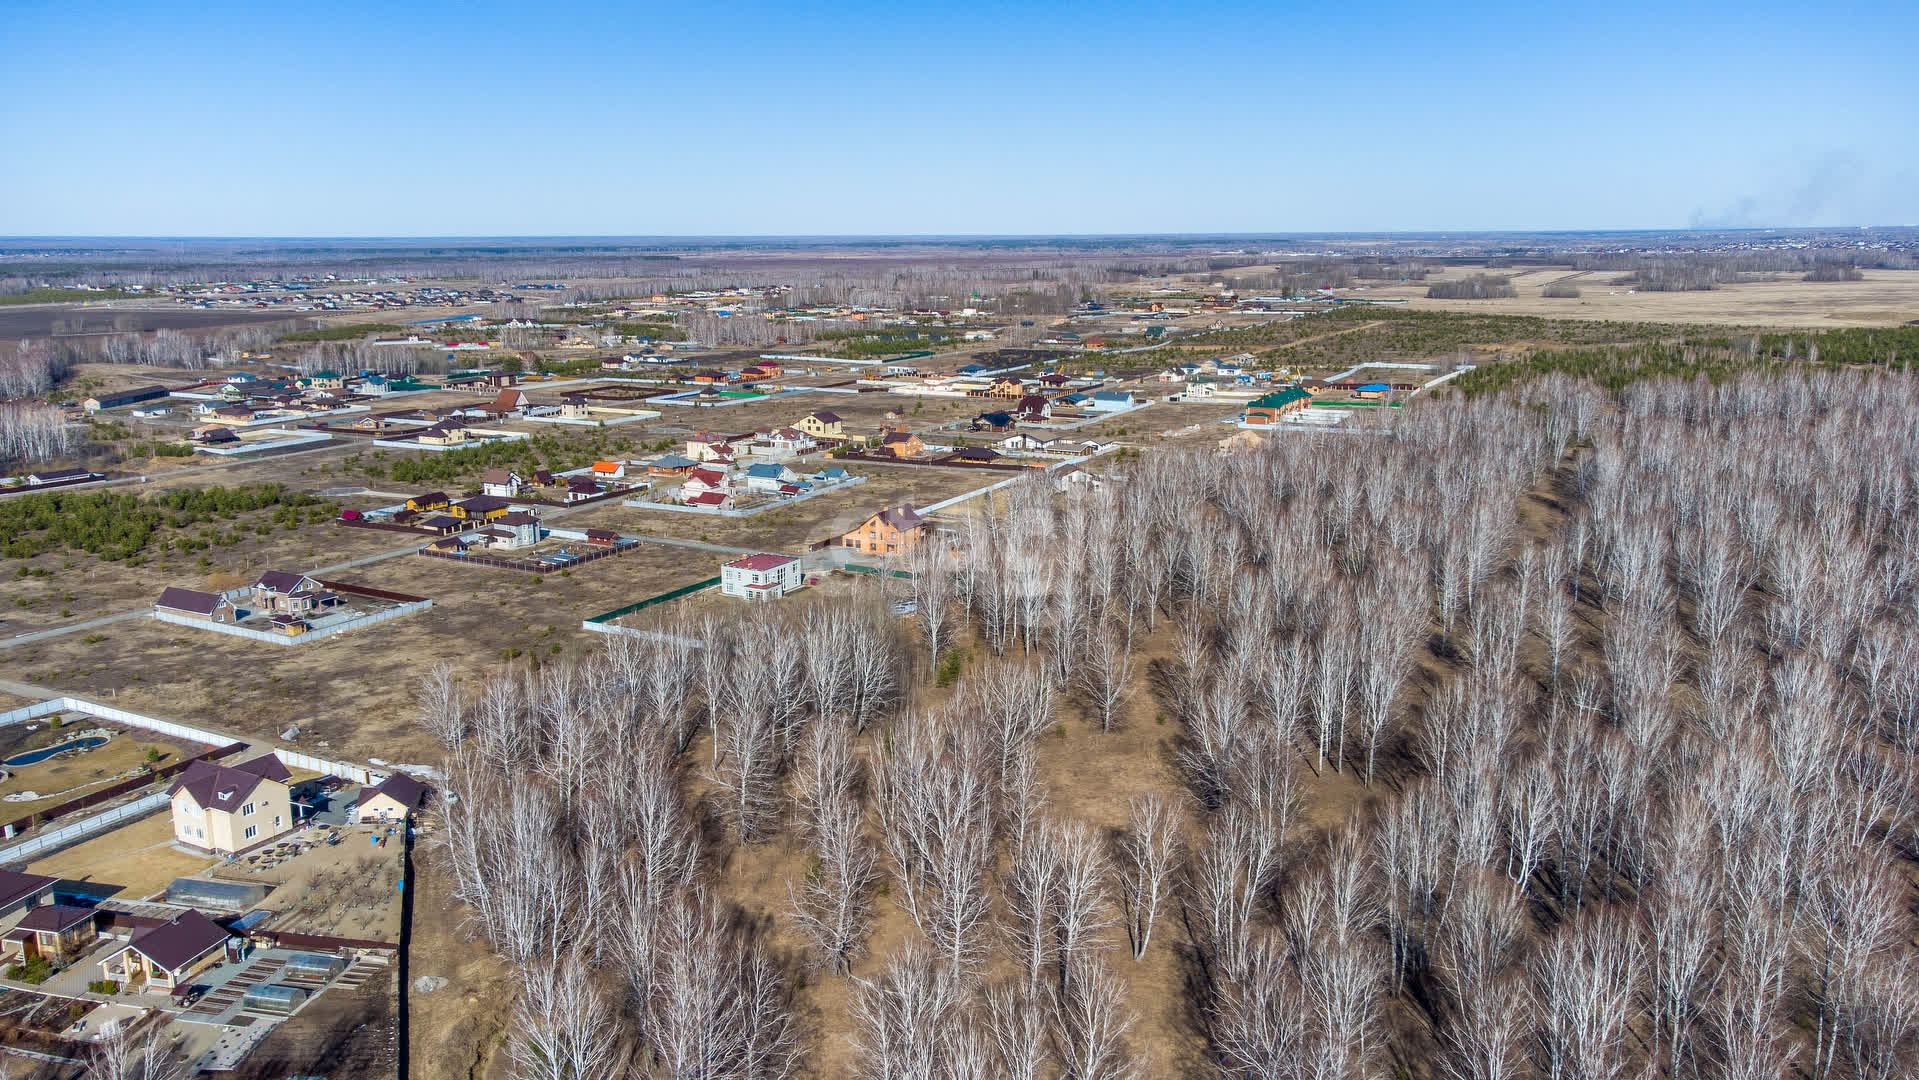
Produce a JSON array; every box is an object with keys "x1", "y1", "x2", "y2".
[
  {"x1": 155, "y1": 587, "x2": 237, "y2": 624},
  {"x1": 842, "y1": 505, "x2": 926, "y2": 556},
  {"x1": 97, "y1": 910, "x2": 230, "y2": 992},
  {"x1": 4, "y1": 905, "x2": 98, "y2": 966},
  {"x1": 0, "y1": 870, "x2": 58, "y2": 923},
  {"x1": 877, "y1": 428, "x2": 926, "y2": 459},
  {"x1": 168, "y1": 756, "x2": 294, "y2": 855},
  {"x1": 355, "y1": 773, "x2": 431, "y2": 824}
]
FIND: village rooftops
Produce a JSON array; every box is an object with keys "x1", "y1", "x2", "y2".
[
  {"x1": 0, "y1": 870, "x2": 58, "y2": 912},
  {"x1": 123, "y1": 910, "x2": 229, "y2": 973},
  {"x1": 156, "y1": 587, "x2": 225, "y2": 616},
  {"x1": 168, "y1": 756, "x2": 293, "y2": 814},
  {"x1": 727, "y1": 554, "x2": 798, "y2": 572},
  {"x1": 495, "y1": 511, "x2": 541, "y2": 526}
]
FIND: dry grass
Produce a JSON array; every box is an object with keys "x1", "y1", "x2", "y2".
[
  {"x1": 215, "y1": 826, "x2": 405, "y2": 941},
  {"x1": 1332, "y1": 266, "x2": 1919, "y2": 328},
  {"x1": 27, "y1": 810, "x2": 219, "y2": 898}
]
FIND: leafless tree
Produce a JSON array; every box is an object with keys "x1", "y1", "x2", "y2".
[{"x1": 1115, "y1": 795, "x2": 1180, "y2": 961}]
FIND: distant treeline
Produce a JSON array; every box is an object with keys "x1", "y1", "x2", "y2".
[
  {"x1": 1426, "y1": 275, "x2": 1517, "y2": 300},
  {"x1": 1452, "y1": 325, "x2": 1919, "y2": 397}
]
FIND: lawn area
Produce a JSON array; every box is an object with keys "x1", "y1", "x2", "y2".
[
  {"x1": 28, "y1": 811, "x2": 219, "y2": 900},
  {"x1": 0, "y1": 731, "x2": 193, "y2": 822}
]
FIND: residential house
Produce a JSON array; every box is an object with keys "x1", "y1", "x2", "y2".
[
  {"x1": 190, "y1": 424, "x2": 238, "y2": 445},
  {"x1": 685, "y1": 490, "x2": 734, "y2": 510},
  {"x1": 794, "y1": 411, "x2": 845, "y2": 440},
  {"x1": 130, "y1": 404, "x2": 171, "y2": 418},
  {"x1": 743, "y1": 463, "x2": 801, "y2": 492},
  {"x1": 1242, "y1": 387, "x2": 1312, "y2": 424},
  {"x1": 480, "y1": 469, "x2": 524, "y2": 498},
  {"x1": 562, "y1": 476, "x2": 604, "y2": 503},
  {"x1": 686, "y1": 432, "x2": 738, "y2": 463},
  {"x1": 721, "y1": 554, "x2": 803, "y2": 600},
  {"x1": 812, "y1": 465, "x2": 852, "y2": 484},
  {"x1": 484, "y1": 389, "x2": 529, "y2": 418},
  {"x1": 970, "y1": 377, "x2": 1025, "y2": 399},
  {"x1": 0, "y1": 871, "x2": 58, "y2": 923},
  {"x1": 154, "y1": 587, "x2": 237, "y2": 623},
  {"x1": 971, "y1": 411, "x2": 1017, "y2": 433},
  {"x1": 691, "y1": 370, "x2": 728, "y2": 384},
  {"x1": 96, "y1": 910, "x2": 231, "y2": 992},
  {"x1": 954, "y1": 446, "x2": 1002, "y2": 464},
  {"x1": 168, "y1": 755, "x2": 295, "y2": 855},
  {"x1": 877, "y1": 429, "x2": 926, "y2": 459},
  {"x1": 754, "y1": 427, "x2": 817, "y2": 457},
  {"x1": 589, "y1": 460, "x2": 627, "y2": 480},
  {"x1": 1014, "y1": 395, "x2": 1052, "y2": 420},
  {"x1": 842, "y1": 505, "x2": 925, "y2": 555},
  {"x1": 451, "y1": 495, "x2": 515, "y2": 521},
  {"x1": 738, "y1": 365, "x2": 774, "y2": 382},
  {"x1": 406, "y1": 491, "x2": 450, "y2": 513},
  {"x1": 648, "y1": 454, "x2": 700, "y2": 477},
  {"x1": 252, "y1": 571, "x2": 342, "y2": 615},
  {"x1": 1354, "y1": 382, "x2": 1389, "y2": 400},
  {"x1": 416, "y1": 422, "x2": 470, "y2": 446},
  {"x1": 484, "y1": 511, "x2": 542, "y2": 549},
  {"x1": 1085, "y1": 391, "x2": 1136, "y2": 413},
  {"x1": 354, "y1": 773, "x2": 431, "y2": 824},
  {"x1": 482, "y1": 372, "x2": 520, "y2": 388},
  {"x1": 1055, "y1": 393, "x2": 1091, "y2": 409},
  {"x1": 681, "y1": 468, "x2": 734, "y2": 505},
  {"x1": 3, "y1": 905, "x2": 97, "y2": 966},
  {"x1": 299, "y1": 370, "x2": 347, "y2": 390},
  {"x1": 1034, "y1": 373, "x2": 1071, "y2": 388},
  {"x1": 998, "y1": 433, "x2": 1058, "y2": 453},
  {"x1": 83, "y1": 386, "x2": 170, "y2": 413}
]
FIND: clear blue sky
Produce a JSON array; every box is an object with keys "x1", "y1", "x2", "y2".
[{"x1": 3, "y1": 1, "x2": 1915, "y2": 236}]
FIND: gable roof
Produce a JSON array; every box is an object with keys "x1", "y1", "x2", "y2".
[
  {"x1": 168, "y1": 756, "x2": 291, "y2": 814},
  {"x1": 874, "y1": 505, "x2": 924, "y2": 532},
  {"x1": 254, "y1": 570, "x2": 308, "y2": 594},
  {"x1": 807, "y1": 410, "x2": 842, "y2": 424},
  {"x1": 881, "y1": 429, "x2": 919, "y2": 445},
  {"x1": 156, "y1": 587, "x2": 224, "y2": 616},
  {"x1": 745, "y1": 463, "x2": 787, "y2": 478},
  {"x1": 358, "y1": 772, "x2": 431, "y2": 811},
  {"x1": 124, "y1": 910, "x2": 228, "y2": 973},
  {"x1": 0, "y1": 870, "x2": 57, "y2": 912},
  {"x1": 16, "y1": 904, "x2": 94, "y2": 934},
  {"x1": 456, "y1": 495, "x2": 513, "y2": 513},
  {"x1": 495, "y1": 511, "x2": 540, "y2": 526},
  {"x1": 1248, "y1": 388, "x2": 1311, "y2": 410},
  {"x1": 409, "y1": 491, "x2": 448, "y2": 505},
  {"x1": 689, "y1": 468, "x2": 727, "y2": 486},
  {"x1": 480, "y1": 469, "x2": 517, "y2": 485},
  {"x1": 649, "y1": 454, "x2": 699, "y2": 469}
]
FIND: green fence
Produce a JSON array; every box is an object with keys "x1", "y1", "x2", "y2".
[
  {"x1": 843, "y1": 563, "x2": 916, "y2": 580},
  {"x1": 584, "y1": 576, "x2": 721, "y2": 624}
]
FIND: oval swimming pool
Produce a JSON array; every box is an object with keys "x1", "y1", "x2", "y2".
[{"x1": 4, "y1": 736, "x2": 107, "y2": 767}]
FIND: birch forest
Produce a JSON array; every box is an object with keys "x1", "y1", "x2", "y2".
[{"x1": 422, "y1": 369, "x2": 1919, "y2": 1079}]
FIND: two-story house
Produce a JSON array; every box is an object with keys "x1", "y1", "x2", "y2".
[
  {"x1": 841, "y1": 504, "x2": 926, "y2": 555},
  {"x1": 168, "y1": 755, "x2": 295, "y2": 855}
]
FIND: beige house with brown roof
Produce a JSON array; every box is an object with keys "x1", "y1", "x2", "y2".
[{"x1": 168, "y1": 756, "x2": 294, "y2": 855}]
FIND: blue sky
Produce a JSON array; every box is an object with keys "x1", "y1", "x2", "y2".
[{"x1": 2, "y1": 1, "x2": 1915, "y2": 235}]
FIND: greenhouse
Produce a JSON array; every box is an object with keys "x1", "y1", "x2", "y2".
[
  {"x1": 284, "y1": 952, "x2": 347, "y2": 979},
  {"x1": 241, "y1": 983, "x2": 308, "y2": 1016},
  {"x1": 164, "y1": 878, "x2": 268, "y2": 912}
]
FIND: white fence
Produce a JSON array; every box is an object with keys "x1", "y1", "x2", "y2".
[
  {"x1": 580, "y1": 623, "x2": 708, "y2": 648},
  {"x1": 154, "y1": 600, "x2": 431, "y2": 646},
  {"x1": 0, "y1": 792, "x2": 167, "y2": 864},
  {"x1": 0, "y1": 697, "x2": 235, "y2": 748},
  {"x1": 274, "y1": 749, "x2": 386, "y2": 786}
]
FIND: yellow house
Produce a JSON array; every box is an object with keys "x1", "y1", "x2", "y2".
[
  {"x1": 405, "y1": 491, "x2": 450, "y2": 513},
  {"x1": 355, "y1": 773, "x2": 431, "y2": 824},
  {"x1": 450, "y1": 496, "x2": 513, "y2": 521},
  {"x1": 4, "y1": 905, "x2": 97, "y2": 965},
  {"x1": 418, "y1": 425, "x2": 470, "y2": 447},
  {"x1": 97, "y1": 910, "x2": 230, "y2": 992},
  {"x1": 794, "y1": 411, "x2": 845, "y2": 440},
  {"x1": 168, "y1": 755, "x2": 294, "y2": 855}
]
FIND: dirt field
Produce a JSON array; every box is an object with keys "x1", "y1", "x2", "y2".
[
  {"x1": 1324, "y1": 266, "x2": 1919, "y2": 328},
  {"x1": 212, "y1": 824, "x2": 404, "y2": 941},
  {"x1": 229, "y1": 962, "x2": 400, "y2": 1080},
  {"x1": 27, "y1": 810, "x2": 220, "y2": 898}
]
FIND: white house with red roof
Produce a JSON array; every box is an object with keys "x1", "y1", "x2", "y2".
[{"x1": 721, "y1": 554, "x2": 802, "y2": 600}]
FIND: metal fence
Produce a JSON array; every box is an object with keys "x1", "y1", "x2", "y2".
[
  {"x1": 154, "y1": 600, "x2": 431, "y2": 645},
  {"x1": 0, "y1": 696, "x2": 235, "y2": 748},
  {"x1": 274, "y1": 750, "x2": 386, "y2": 787},
  {"x1": 0, "y1": 792, "x2": 167, "y2": 864},
  {"x1": 583, "y1": 577, "x2": 721, "y2": 625}
]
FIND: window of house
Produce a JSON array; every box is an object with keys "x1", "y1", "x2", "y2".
[
  {"x1": 241, "y1": 802, "x2": 255, "y2": 816},
  {"x1": 244, "y1": 824, "x2": 257, "y2": 839},
  {"x1": 273, "y1": 815, "x2": 282, "y2": 829}
]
